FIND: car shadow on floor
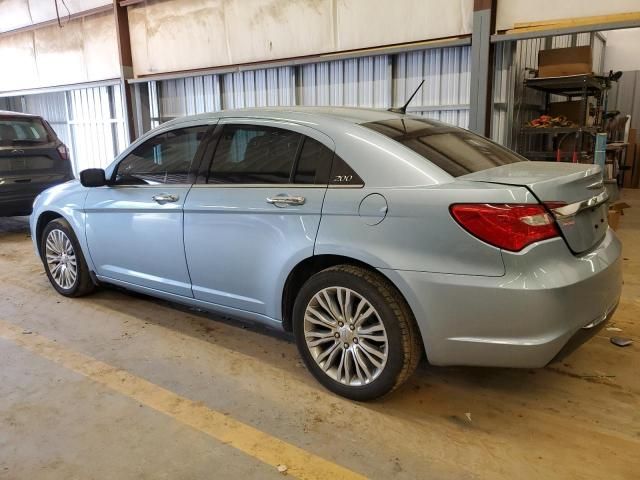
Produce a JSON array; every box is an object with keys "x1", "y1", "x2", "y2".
[
  {"x1": 0, "y1": 216, "x2": 30, "y2": 237},
  {"x1": 86, "y1": 284, "x2": 552, "y2": 415}
]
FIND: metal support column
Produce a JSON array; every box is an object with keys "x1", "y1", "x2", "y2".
[
  {"x1": 469, "y1": 0, "x2": 497, "y2": 136},
  {"x1": 113, "y1": 0, "x2": 136, "y2": 142}
]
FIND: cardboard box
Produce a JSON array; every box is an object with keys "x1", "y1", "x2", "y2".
[
  {"x1": 609, "y1": 202, "x2": 631, "y2": 230},
  {"x1": 608, "y1": 209, "x2": 621, "y2": 230},
  {"x1": 538, "y1": 46, "x2": 592, "y2": 78}
]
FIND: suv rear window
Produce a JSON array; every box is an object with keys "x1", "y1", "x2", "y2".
[
  {"x1": 362, "y1": 118, "x2": 525, "y2": 177},
  {"x1": 0, "y1": 117, "x2": 50, "y2": 146}
]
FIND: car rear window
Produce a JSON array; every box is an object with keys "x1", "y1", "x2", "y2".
[
  {"x1": 0, "y1": 117, "x2": 50, "y2": 146},
  {"x1": 361, "y1": 117, "x2": 525, "y2": 177}
]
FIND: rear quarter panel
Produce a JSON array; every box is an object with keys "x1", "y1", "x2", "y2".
[{"x1": 315, "y1": 182, "x2": 535, "y2": 276}]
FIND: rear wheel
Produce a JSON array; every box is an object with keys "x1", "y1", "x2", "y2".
[
  {"x1": 41, "y1": 218, "x2": 95, "y2": 297},
  {"x1": 293, "y1": 265, "x2": 421, "y2": 400}
]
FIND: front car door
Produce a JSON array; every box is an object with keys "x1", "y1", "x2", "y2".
[
  {"x1": 183, "y1": 118, "x2": 334, "y2": 321},
  {"x1": 85, "y1": 123, "x2": 213, "y2": 297}
]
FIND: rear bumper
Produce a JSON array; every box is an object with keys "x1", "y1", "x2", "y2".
[
  {"x1": 0, "y1": 176, "x2": 72, "y2": 216},
  {"x1": 382, "y1": 228, "x2": 622, "y2": 368},
  {"x1": 0, "y1": 195, "x2": 39, "y2": 216}
]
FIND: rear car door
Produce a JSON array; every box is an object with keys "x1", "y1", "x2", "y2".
[
  {"x1": 85, "y1": 124, "x2": 213, "y2": 297},
  {"x1": 183, "y1": 118, "x2": 334, "y2": 319},
  {"x1": 0, "y1": 115, "x2": 73, "y2": 216}
]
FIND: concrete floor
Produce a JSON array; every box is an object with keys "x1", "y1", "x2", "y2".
[{"x1": 0, "y1": 191, "x2": 639, "y2": 480}]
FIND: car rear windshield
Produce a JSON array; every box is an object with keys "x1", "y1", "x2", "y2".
[
  {"x1": 0, "y1": 117, "x2": 50, "y2": 146},
  {"x1": 362, "y1": 117, "x2": 525, "y2": 177}
]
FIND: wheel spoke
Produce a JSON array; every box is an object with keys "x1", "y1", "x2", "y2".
[
  {"x1": 354, "y1": 305, "x2": 375, "y2": 327},
  {"x1": 316, "y1": 340, "x2": 340, "y2": 365},
  {"x1": 357, "y1": 341, "x2": 384, "y2": 369},
  {"x1": 353, "y1": 347, "x2": 373, "y2": 383},
  {"x1": 322, "y1": 343, "x2": 342, "y2": 371},
  {"x1": 319, "y1": 290, "x2": 342, "y2": 321},
  {"x1": 306, "y1": 331, "x2": 336, "y2": 348},
  {"x1": 358, "y1": 340, "x2": 386, "y2": 362},
  {"x1": 351, "y1": 349, "x2": 365, "y2": 384},
  {"x1": 305, "y1": 306, "x2": 336, "y2": 328}
]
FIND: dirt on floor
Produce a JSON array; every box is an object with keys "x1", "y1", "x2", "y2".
[{"x1": 0, "y1": 191, "x2": 639, "y2": 480}]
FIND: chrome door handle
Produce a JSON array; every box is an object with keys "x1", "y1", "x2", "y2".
[
  {"x1": 266, "y1": 195, "x2": 306, "y2": 207},
  {"x1": 152, "y1": 193, "x2": 179, "y2": 204}
]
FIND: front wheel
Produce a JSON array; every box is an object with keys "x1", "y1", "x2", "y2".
[
  {"x1": 41, "y1": 218, "x2": 95, "y2": 297},
  {"x1": 293, "y1": 265, "x2": 421, "y2": 400}
]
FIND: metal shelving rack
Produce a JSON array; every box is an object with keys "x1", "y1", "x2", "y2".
[{"x1": 519, "y1": 74, "x2": 610, "y2": 163}]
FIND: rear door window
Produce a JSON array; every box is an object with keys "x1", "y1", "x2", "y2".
[
  {"x1": 362, "y1": 118, "x2": 525, "y2": 177},
  {"x1": 208, "y1": 125, "x2": 303, "y2": 184},
  {"x1": 293, "y1": 136, "x2": 333, "y2": 184}
]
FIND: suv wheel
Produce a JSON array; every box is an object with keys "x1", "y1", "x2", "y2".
[
  {"x1": 293, "y1": 265, "x2": 421, "y2": 400},
  {"x1": 41, "y1": 218, "x2": 95, "y2": 297}
]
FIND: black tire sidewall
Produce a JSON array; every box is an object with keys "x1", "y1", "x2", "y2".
[
  {"x1": 41, "y1": 218, "x2": 89, "y2": 297},
  {"x1": 293, "y1": 268, "x2": 407, "y2": 401}
]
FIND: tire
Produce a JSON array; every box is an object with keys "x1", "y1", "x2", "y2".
[
  {"x1": 40, "y1": 218, "x2": 95, "y2": 297},
  {"x1": 293, "y1": 265, "x2": 421, "y2": 401}
]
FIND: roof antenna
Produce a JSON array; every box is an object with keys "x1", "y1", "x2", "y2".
[{"x1": 388, "y1": 80, "x2": 425, "y2": 114}]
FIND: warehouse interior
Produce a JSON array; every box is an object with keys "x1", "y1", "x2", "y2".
[{"x1": 1, "y1": 1, "x2": 639, "y2": 479}]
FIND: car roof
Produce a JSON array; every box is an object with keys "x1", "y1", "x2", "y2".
[
  {"x1": 0, "y1": 110, "x2": 42, "y2": 119},
  {"x1": 163, "y1": 106, "x2": 431, "y2": 128}
]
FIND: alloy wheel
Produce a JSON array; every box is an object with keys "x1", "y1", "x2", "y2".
[
  {"x1": 45, "y1": 229, "x2": 78, "y2": 290},
  {"x1": 303, "y1": 286, "x2": 389, "y2": 386}
]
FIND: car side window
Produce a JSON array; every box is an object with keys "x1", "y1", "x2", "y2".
[
  {"x1": 208, "y1": 125, "x2": 302, "y2": 184},
  {"x1": 115, "y1": 126, "x2": 209, "y2": 185},
  {"x1": 293, "y1": 137, "x2": 333, "y2": 185}
]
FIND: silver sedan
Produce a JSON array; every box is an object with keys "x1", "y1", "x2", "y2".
[{"x1": 30, "y1": 108, "x2": 622, "y2": 400}]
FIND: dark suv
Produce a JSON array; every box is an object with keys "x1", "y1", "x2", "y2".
[{"x1": 0, "y1": 111, "x2": 74, "y2": 216}]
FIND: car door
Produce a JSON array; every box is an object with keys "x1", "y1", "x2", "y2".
[
  {"x1": 85, "y1": 124, "x2": 213, "y2": 297},
  {"x1": 183, "y1": 118, "x2": 334, "y2": 319}
]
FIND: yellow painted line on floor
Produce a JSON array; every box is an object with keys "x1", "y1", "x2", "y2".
[{"x1": 0, "y1": 319, "x2": 366, "y2": 480}]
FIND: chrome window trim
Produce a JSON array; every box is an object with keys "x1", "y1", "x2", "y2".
[
  {"x1": 189, "y1": 183, "x2": 364, "y2": 189},
  {"x1": 105, "y1": 184, "x2": 194, "y2": 189},
  {"x1": 550, "y1": 191, "x2": 609, "y2": 219}
]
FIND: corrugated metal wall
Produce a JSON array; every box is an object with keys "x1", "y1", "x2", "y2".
[
  {"x1": 224, "y1": 67, "x2": 295, "y2": 109},
  {"x1": 394, "y1": 46, "x2": 470, "y2": 127},
  {"x1": 4, "y1": 84, "x2": 128, "y2": 175},
  {"x1": 142, "y1": 45, "x2": 471, "y2": 134},
  {"x1": 299, "y1": 56, "x2": 392, "y2": 108}
]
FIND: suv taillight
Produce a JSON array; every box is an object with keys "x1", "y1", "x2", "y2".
[
  {"x1": 57, "y1": 144, "x2": 69, "y2": 160},
  {"x1": 450, "y1": 204, "x2": 559, "y2": 252}
]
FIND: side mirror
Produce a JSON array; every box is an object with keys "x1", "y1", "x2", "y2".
[{"x1": 80, "y1": 168, "x2": 107, "y2": 187}]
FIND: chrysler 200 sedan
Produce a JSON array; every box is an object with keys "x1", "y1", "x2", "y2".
[{"x1": 30, "y1": 107, "x2": 622, "y2": 400}]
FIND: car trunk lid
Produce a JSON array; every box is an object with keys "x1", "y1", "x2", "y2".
[{"x1": 461, "y1": 161, "x2": 608, "y2": 254}]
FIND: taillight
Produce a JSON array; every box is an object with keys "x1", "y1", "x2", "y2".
[
  {"x1": 450, "y1": 204, "x2": 559, "y2": 252},
  {"x1": 57, "y1": 144, "x2": 69, "y2": 160}
]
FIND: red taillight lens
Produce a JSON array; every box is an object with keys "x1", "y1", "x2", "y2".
[
  {"x1": 57, "y1": 144, "x2": 69, "y2": 160},
  {"x1": 450, "y1": 204, "x2": 559, "y2": 252}
]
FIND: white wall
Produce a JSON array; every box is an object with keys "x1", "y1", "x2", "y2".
[
  {"x1": 604, "y1": 28, "x2": 640, "y2": 72},
  {"x1": 0, "y1": 11, "x2": 120, "y2": 92},
  {"x1": 0, "y1": 0, "x2": 112, "y2": 33},
  {"x1": 497, "y1": 0, "x2": 640, "y2": 31},
  {"x1": 128, "y1": 0, "x2": 473, "y2": 77}
]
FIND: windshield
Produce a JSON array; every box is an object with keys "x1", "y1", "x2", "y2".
[
  {"x1": 0, "y1": 117, "x2": 51, "y2": 146},
  {"x1": 362, "y1": 117, "x2": 525, "y2": 177}
]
